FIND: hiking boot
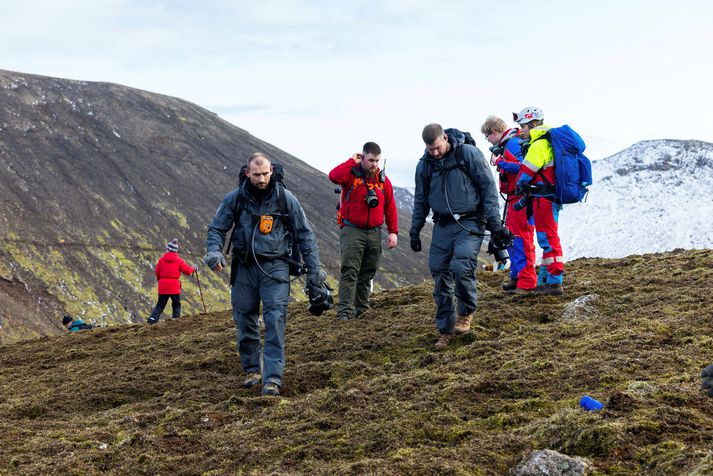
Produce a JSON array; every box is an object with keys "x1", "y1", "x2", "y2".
[
  {"x1": 433, "y1": 333, "x2": 455, "y2": 351},
  {"x1": 502, "y1": 278, "x2": 518, "y2": 291},
  {"x1": 147, "y1": 316, "x2": 158, "y2": 325},
  {"x1": 536, "y1": 283, "x2": 564, "y2": 296},
  {"x1": 507, "y1": 287, "x2": 536, "y2": 296},
  {"x1": 242, "y1": 372, "x2": 262, "y2": 389},
  {"x1": 454, "y1": 314, "x2": 473, "y2": 335},
  {"x1": 261, "y1": 382, "x2": 280, "y2": 396}
]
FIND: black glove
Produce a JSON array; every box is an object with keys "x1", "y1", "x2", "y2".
[
  {"x1": 491, "y1": 226, "x2": 515, "y2": 250},
  {"x1": 410, "y1": 236, "x2": 422, "y2": 253},
  {"x1": 702, "y1": 363, "x2": 713, "y2": 397}
]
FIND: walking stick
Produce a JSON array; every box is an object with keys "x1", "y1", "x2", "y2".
[{"x1": 194, "y1": 269, "x2": 207, "y2": 314}]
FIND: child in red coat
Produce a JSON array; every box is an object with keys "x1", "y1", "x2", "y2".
[{"x1": 147, "y1": 239, "x2": 195, "y2": 324}]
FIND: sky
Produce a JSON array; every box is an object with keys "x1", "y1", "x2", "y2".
[{"x1": 1, "y1": 0, "x2": 712, "y2": 187}]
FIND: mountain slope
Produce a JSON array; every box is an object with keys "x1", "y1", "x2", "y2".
[
  {"x1": 0, "y1": 69, "x2": 431, "y2": 343},
  {"x1": 559, "y1": 139, "x2": 713, "y2": 259},
  {"x1": 1, "y1": 249, "x2": 712, "y2": 474}
]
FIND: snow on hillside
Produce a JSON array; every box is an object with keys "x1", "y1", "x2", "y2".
[
  {"x1": 393, "y1": 186, "x2": 414, "y2": 213},
  {"x1": 559, "y1": 139, "x2": 713, "y2": 259}
]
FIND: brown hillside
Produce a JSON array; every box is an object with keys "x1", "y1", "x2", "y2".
[
  {"x1": 1, "y1": 249, "x2": 712, "y2": 474},
  {"x1": 0, "y1": 69, "x2": 431, "y2": 343}
]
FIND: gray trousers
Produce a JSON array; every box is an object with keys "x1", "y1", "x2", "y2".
[
  {"x1": 231, "y1": 259, "x2": 289, "y2": 387},
  {"x1": 428, "y1": 219, "x2": 483, "y2": 334},
  {"x1": 337, "y1": 226, "x2": 381, "y2": 319}
]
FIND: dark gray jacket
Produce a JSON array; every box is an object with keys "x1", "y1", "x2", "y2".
[
  {"x1": 206, "y1": 181, "x2": 321, "y2": 281},
  {"x1": 410, "y1": 128, "x2": 501, "y2": 238}
]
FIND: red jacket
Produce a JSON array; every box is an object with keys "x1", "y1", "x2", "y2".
[
  {"x1": 329, "y1": 158, "x2": 398, "y2": 234},
  {"x1": 155, "y1": 252, "x2": 194, "y2": 295}
]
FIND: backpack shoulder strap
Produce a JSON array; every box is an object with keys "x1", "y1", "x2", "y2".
[
  {"x1": 275, "y1": 184, "x2": 294, "y2": 232},
  {"x1": 455, "y1": 144, "x2": 478, "y2": 186},
  {"x1": 420, "y1": 157, "x2": 431, "y2": 198},
  {"x1": 527, "y1": 133, "x2": 556, "y2": 190},
  {"x1": 231, "y1": 184, "x2": 247, "y2": 225}
]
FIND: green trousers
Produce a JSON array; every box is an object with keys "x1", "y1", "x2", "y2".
[{"x1": 337, "y1": 226, "x2": 382, "y2": 319}]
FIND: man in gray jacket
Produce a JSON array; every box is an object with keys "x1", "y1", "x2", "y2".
[
  {"x1": 204, "y1": 153, "x2": 329, "y2": 396},
  {"x1": 410, "y1": 124, "x2": 513, "y2": 350}
]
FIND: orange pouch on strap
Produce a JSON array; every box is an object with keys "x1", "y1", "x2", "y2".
[{"x1": 259, "y1": 215, "x2": 274, "y2": 234}]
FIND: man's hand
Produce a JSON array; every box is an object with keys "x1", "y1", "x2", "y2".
[
  {"x1": 387, "y1": 233, "x2": 398, "y2": 249},
  {"x1": 351, "y1": 153, "x2": 363, "y2": 164},
  {"x1": 203, "y1": 251, "x2": 226, "y2": 272},
  {"x1": 410, "y1": 235, "x2": 422, "y2": 253}
]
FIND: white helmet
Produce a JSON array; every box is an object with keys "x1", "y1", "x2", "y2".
[{"x1": 513, "y1": 106, "x2": 544, "y2": 125}]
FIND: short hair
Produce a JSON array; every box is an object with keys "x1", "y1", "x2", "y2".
[
  {"x1": 422, "y1": 123, "x2": 444, "y2": 145},
  {"x1": 247, "y1": 152, "x2": 270, "y2": 168},
  {"x1": 480, "y1": 116, "x2": 507, "y2": 135},
  {"x1": 362, "y1": 142, "x2": 381, "y2": 156}
]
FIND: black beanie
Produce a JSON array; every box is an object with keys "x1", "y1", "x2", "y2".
[{"x1": 62, "y1": 315, "x2": 73, "y2": 326}]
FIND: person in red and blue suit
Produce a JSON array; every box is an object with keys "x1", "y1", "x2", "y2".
[
  {"x1": 513, "y1": 106, "x2": 564, "y2": 296},
  {"x1": 481, "y1": 116, "x2": 537, "y2": 293}
]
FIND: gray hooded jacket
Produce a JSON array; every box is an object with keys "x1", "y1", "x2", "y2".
[
  {"x1": 410, "y1": 128, "x2": 501, "y2": 238},
  {"x1": 206, "y1": 181, "x2": 321, "y2": 282}
]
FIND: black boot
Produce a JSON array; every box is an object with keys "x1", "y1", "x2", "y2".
[{"x1": 502, "y1": 278, "x2": 518, "y2": 291}]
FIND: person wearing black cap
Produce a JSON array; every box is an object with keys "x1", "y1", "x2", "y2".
[
  {"x1": 62, "y1": 315, "x2": 94, "y2": 332},
  {"x1": 147, "y1": 239, "x2": 196, "y2": 324}
]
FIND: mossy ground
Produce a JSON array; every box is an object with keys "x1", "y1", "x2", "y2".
[{"x1": 1, "y1": 249, "x2": 712, "y2": 474}]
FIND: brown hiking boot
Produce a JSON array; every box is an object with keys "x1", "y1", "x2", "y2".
[
  {"x1": 536, "y1": 283, "x2": 564, "y2": 296},
  {"x1": 454, "y1": 314, "x2": 473, "y2": 335},
  {"x1": 502, "y1": 278, "x2": 518, "y2": 291},
  {"x1": 261, "y1": 382, "x2": 280, "y2": 396},
  {"x1": 243, "y1": 372, "x2": 262, "y2": 388},
  {"x1": 433, "y1": 333, "x2": 455, "y2": 351},
  {"x1": 507, "y1": 287, "x2": 536, "y2": 296}
]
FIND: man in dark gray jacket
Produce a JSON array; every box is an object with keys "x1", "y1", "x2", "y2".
[
  {"x1": 204, "y1": 153, "x2": 328, "y2": 396},
  {"x1": 410, "y1": 124, "x2": 513, "y2": 350}
]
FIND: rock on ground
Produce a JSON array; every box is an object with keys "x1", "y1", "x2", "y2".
[
  {"x1": 561, "y1": 294, "x2": 598, "y2": 321},
  {"x1": 511, "y1": 449, "x2": 594, "y2": 476}
]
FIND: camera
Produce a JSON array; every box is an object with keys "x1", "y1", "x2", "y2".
[
  {"x1": 488, "y1": 145, "x2": 504, "y2": 156},
  {"x1": 334, "y1": 186, "x2": 342, "y2": 210},
  {"x1": 487, "y1": 239, "x2": 510, "y2": 264},
  {"x1": 365, "y1": 188, "x2": 379, "y2": 208}
]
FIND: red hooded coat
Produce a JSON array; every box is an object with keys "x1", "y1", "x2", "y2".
[
  {"x1": 155, "y1": 252, "x2": 194, "y2": 295},
  {"x1": 328, "y1": 158, "x2": 398, "y2": 234}
]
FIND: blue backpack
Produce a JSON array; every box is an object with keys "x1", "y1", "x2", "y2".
[{"x1": 536, "y1": 125, "x2": 593, "y2": 204}]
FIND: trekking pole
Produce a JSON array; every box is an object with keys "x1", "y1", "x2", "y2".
[{"x1": 194, "y1": 269, "x2": 207, "y2": 314}]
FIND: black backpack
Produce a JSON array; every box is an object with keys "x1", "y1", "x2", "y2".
[
  {"x1": 420, "y1": 131, "x2": 478, "y2": 200},
  {"x1": 222, "y1": 164, "x2": 303, "y2": 277}
]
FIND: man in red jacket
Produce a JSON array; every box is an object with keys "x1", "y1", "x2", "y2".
[
  {"x1": 329, "y1": 142, "x2": 398, "y2": 320},
  {"x1": 147, "y1": 239, "x2": 196, "y2": 324}
]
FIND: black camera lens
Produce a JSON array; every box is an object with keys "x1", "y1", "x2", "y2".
[
  {"x1": 365, "y1": 189, "x2": 379, "y2": 208},
  {"x1": 489, "y1": 145, "x2": 504, "y2": 156},
  {"x1": 487, "y1": 240, "x2": 510, "y2": 264}
]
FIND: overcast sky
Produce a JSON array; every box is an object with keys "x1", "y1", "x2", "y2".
[{"x1": 1, "y1": 0, "x2": 711, "y2": 187}]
